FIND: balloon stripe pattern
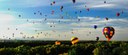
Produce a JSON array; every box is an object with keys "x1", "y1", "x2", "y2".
[
  {"x1": 71, "y1": 37, "x2": 79, "y2": 45},
  {"x1": 103, "y1": 26, "x2": 115, "y2": 41}
]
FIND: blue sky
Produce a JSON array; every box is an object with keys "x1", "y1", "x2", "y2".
[{"x1": 0, "y1": 0, "x2": 128, "y2": 41}]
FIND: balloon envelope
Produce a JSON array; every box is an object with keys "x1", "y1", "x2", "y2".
[
  {"x1": 72, "y1": 0, "x2": 75, "y2": 3},
  {"x1": 116, "y1": 13, "x2": 120, "y2": 16},
  {"x1": 105, "y1": 17, "x2": 108, "y2": 20},
  {"x1": 96, "y1": 37, "x2": 99, "y2": 41},
  {"x1": 103, "y1": 26, "x2": 115, "y2": 41},
  {"x1": 71, "y1": 37, "x2": 79, "y2": 45},
  {"x1": 55, "y1": 41, "x2": 61, "y2": 45},
  {"x1": 94, "y1": 25, "x2": 97, "y2": 29}
]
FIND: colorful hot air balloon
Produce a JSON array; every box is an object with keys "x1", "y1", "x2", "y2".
[
  {"x1": 71, "y1": 37, "x2": 79, "y2": 45},
  {"x1": 103, "y1": 26, "x2": 115, "y2": 41}
]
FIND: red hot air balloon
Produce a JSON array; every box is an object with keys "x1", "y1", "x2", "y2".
[
  {"x1": 103, "y1": 26, "x2": 115, "y2": 41},
  {"x1": 116, "y1": 12, "x2": 120, "y2": 17}
]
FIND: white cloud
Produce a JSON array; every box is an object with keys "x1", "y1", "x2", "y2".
[
  {"x1": 0, "y1": 0, "x2": 51, "y2": 7},
  {"x1": 0, "y1": 13, "x2": 15, "y2": 21},
  {"x1": 90, "y1": 4, "x2": 116, "y2": 8},
  {"x1": 73, "y1": 0, "x2": 128, "y2": 9}
]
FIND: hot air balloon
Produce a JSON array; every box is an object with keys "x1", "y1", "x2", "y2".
[
  {"x1": 45, "y1": 15, "x2": 47, "y2": 17},
  {"x1": 53, "y1": 1, "x2": 55, "y2": 4},
  {"x1": 78, "y1": 19, "x2": 80, "y2": 21},
  {"x1": 7, "y1": 28, "x2": 10, "y2": 30},
  {"x1": 85, "y1": 5, "x2": 86, "y2": 7},
  {"x1": 50, "y1": 3, "x2": 53, "y2": 5},
  {"x1": 71, "y1": 32, "x2": 74, "y2": 34},
  {"x1": 38, "y1": 11, "x2": 40, "y2": 13},
  {"x1": 71, "y1": 37, "x2": 79, "y2": 45},
  {"x1": 44, "y1": 18, "x2": 47, "y2": 21},
  {"x1": 60, "y1": 6, "x2": 63, "y2": 12},
  {"x1": 94, "y1": 25, "x2": 97, "y2": 29},
  {"x1": 105, "y1": 17, "x2": 108, "y2": 20},
  {"x1": 96, "y1": 37, "x2": 99, "y2": 41},
  {"x1": 26, "y1": 19, "x2": 28, "y2": 22},
  {"x1": 40, "y1": 13, "x2": 42, "y2": 15},
  {"x1": 104, "y1": 1, "x2": 106, "y2": 3},
  {"x1": 86, "y1": 8, "x2": 90, "y2": 11},
  {"x1": 8, "y1": 8, "x2": 10, "y2": 10},
  {"x1": 116, "y1": 12, "x2": 120, "y2": 17},
  {"x1": 34, "y1": 12, "x2": 36, "y2": 15},
  {"x1": 75, "y1": 12, "x2": 77, "y2": 14},
  {"x1": 15, "y1": 28, "x2": 18, "y2": 30},
  {"x1": 51, "y1": 10, "x2": 54, "y2": 15},
  {"x1": 55, "y1": 41, "x2": 61, "y2": 45},
  {"x1": 103, "y1": 26, "x2": 115, "y2": 41},
  {"x1": 51, "y1": 1, "x2": 56, "y2": 5},
  {"x1": 61, "y1": 16, "x2": 63, "y2": 19},
  {"x1": 72, "y1": 0, "x2": 76, "y2": 3},
  {"x1": 80, "y1": 11, "x2": 82, "y2": 13},
  {"x1": 18, "y1": 15, "x2": 21, "y2": 17},
  {"x1": 121, "y1": 10, "x2": 124, "y2": 14}
]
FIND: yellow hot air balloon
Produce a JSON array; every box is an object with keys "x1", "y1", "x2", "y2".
[{"x1": 71, "y1": 37, "x2": 79, "y2": 45}]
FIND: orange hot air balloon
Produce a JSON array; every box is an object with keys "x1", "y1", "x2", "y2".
[
  {"x1": 103, "y1": 26, "x2": 115, "y2": 41},
  {"x1": 55, "y1": 41, "x2": 61, "y2": 45},
  {"x1": 71, "y1": 37, "x2": 79, "y2": 45}
]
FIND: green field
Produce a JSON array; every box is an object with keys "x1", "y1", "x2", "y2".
[{"x1": 0, "y1": 40, "x2": 128, "y2": 55}]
